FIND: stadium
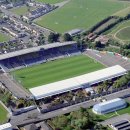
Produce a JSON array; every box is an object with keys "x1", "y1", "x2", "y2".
[{"x1": 0, "y1": 40, "x2": 128, "y2": 101}]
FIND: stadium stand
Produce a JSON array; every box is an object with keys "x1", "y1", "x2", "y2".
[{"x1": 0, "y1": 42, "x2": 80, "y2": 70}]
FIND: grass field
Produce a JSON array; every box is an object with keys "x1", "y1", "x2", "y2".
[
  {"x1": 0, "y1": 33, "x2": 10, "y2": 42},
  {"x1": 36, "y1": 0, "x2": 64, "y2": 4},
  {"x1": 10, "y1": 5, "x2": 36, "y2": 15},
  {"x1": 35, "y1": 0, "x2": 130, "y2": 33},
  {"x1": 0, "y1": 103, "x2": 8, "y2": 123},
  {"x1": 113, "y1": 7, "x2": 130, "y2": 17},
  {"x1": 12, "y1": 55, "x2": 104, "y2": 89},
  {"x1": 116, "y1": 27, "x2": 130, "y2": 40},
  {"x1": 107, "y1": 20, "x2": 130, "y2": 43}
]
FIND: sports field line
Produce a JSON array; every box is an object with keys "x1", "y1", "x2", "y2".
[
  {"x1": 114, "y1": 26, "x2": 130, "y2": 43},
  {"x1": 84, "y1": 52, "x2": 108, "y2": 67}
]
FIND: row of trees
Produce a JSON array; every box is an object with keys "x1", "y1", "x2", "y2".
[
  {"x1": 36, "y1": 32, "x2": 73, "y2": 45},
  {"x1": 47, "y1": 108, "x2": 108, "y2": 130},
  {"x1": 113, "y1": 71, "x2": 130, "y2": 89},
  {"x1": 48, "y1": 32, "x2": 72, "y2": 43},
  {"x1": 96, "y1": 72, "x2": 130, "y2": 94}
]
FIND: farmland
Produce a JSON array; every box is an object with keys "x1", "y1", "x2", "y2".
[
  {"x1": 35, "y1": 0, "x2": 130, "y2": 33},
  {"x1": 12, "y1": 55, "x2": 104, "y2": 89}
]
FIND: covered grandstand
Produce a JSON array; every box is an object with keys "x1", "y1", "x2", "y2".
[
  {"x1": 30, "y1": 65, "x2": 127, "y2": 100},
  {"x1": 0, "y1": 41, "x2": 80, "y2": 70},
  {"x1": 92, "y1": 98, "x2": 127, "y2": 115}
]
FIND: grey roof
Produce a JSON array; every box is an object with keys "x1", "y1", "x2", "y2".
[
  {"x1": 93, "y1": 98, "x2": 127, "y2": 114},
  {"x1": 0, "y1": 41, "x2": 76, "y2": 60},
  {"x1": 112, "y1": 120, "x2": 129, "y2": 127},
  {"x1": 67, "y1": 29, "x2": 82, "y2": 35}
]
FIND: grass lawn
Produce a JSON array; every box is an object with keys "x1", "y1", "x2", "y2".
[
  {"x1": 12, "y1": 55, "x2": 104, "y2": 89},
  {"x1": 116, "y1": 27, "x2": 130, "y2": 40},
  {"x1": 0, "y1": 33, "x2": 10, "y2": 42},
  {"x1": 113, "y1": 7, "x2": 130, "y2": 17},
  {"x1": 0, "y1": 103, "x2": 8, "y2": 124},
  {"x1": 10, "y1": 5, "x2": 36, "y2": 15},
  {"x1": 107, "y1": 20, "x2": 130, "y2": 43},
  {"x1": 35, "y1": 0, "x2": 130, "y2": 33},
  {"x1": 36, "y1": 0, "x2": 64, "y2": 4}
]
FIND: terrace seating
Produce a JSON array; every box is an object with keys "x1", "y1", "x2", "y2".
[{"x1": 0, "y1": 45, "x2": 80, "y2": 70}]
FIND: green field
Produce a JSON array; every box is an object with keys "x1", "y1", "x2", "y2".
[
  {"x1": 36, "y1": 0, "x2": 64, "y2": 4},
  {"x1": 10, "y1": 6, "x2": 36, "y2": 15},
  {"x1": 113, "y1": 7, "x2": 130, "y2": 17},
  {"x1": 0, "y1": 103, "x2": 8, "y2": 123},
  {"x1": 107, "y1": 20, "x2": 130, "y2": 43},
  {"x1": 116, "y1": 27, "x2": 130, "y2": 40},
  {"x1": 0, "y1": 33, "x2": 10, "y2": 42},
  {"x1": 12, "y1": 55, "x2": 104, "y2": 89},
  {"x1": 35, "y1": 0, "x2": 130, "y2": 33}
]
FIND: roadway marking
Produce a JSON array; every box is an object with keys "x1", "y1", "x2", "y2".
[{"x1": 96, "y1": 54, "x2": 101, "y2": 58}]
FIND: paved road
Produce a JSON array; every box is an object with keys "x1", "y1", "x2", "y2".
[
  {"x1": 85, "y1": 49, "x2": 130, "y2": 70},
  {"x1": 10, "y1": 87, "x2": 130, "y2": 127},
  {"x1": 0, "y1": 73, "x2": 30, "y2": 98},
  {"x1": 100, "y1": 114, "x2": 130, "y2": 126}
]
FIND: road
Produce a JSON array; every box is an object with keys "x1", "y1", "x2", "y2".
[{"x1": 10, "y1": 87, "x2": 130, "y2": 127}]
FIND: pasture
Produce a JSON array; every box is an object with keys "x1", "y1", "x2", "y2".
[
  {"x1": 35, "y1": 0, "x2": 130, "y2": 33},
  {"x1": 12, "y1": 55, "x2": 104, "y2": 89},
  {"x1": 36, "y1": 0, "x2": 64, "y2": 4},
  {"x1": 0, "y1": 103, "x2": 8, "y2": 123}
]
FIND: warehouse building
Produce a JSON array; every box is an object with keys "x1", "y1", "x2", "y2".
[
  {"x1": 30, "y1": 65, "x2": 127, "y2": 100},
  {"x1": 92, "y1": 98, "x2": 127, "y2": 115}
]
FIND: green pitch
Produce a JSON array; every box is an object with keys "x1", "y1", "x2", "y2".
[
  {"x1": 36, "y1": 0, "x2": 64, "y2": 4},
  {"x1": 12, "y1": 55, "x2": 104, "y2": 89},
  {"x1": 0, "y1": 103, "x2": 8, "y2": 123},
  {"x1": 0, "y1": 33, "x2": 10, "y2": 42},
  {"x1": 35, "y1": 0, "x2": 130, "y2": 33}
]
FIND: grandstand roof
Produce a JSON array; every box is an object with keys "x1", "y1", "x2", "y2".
[
  {"x1": 30, "y1": 65, "x2": 127, "y2": 100},
  {"x1": 0, "y1": 41, "x2": 76, "y2": 60},
  {"x1": 92, "y1": 98, "x2": 127, "y2": 114}
]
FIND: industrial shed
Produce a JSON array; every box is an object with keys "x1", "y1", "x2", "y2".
[
  {"x1": 29, "y1": 65, "x2": 127, "y2": 100},
  {"x1": 92, "y1": 98, "x2": 127, "y2": 115}
]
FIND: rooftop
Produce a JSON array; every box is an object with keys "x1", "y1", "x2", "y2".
[
  {"x1": 30, "y1": 65, "x2": 127, "y2": 100},
  {"x1": 0, "y1": 41, "x2": 76, "y2": 60}
]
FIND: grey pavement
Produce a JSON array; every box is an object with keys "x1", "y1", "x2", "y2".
[
  {"x1": 100, "y1": 114, "x2": 130, "y2": 126},
  {"x1": 85, "y1": 49, "x2": 130, "y2": 70},
  {"x1": 10, "y1": 87, "x2": 130, "y2": 127},
  {"x1": 0, "y1": 73, "x2": 30, "y2": 98}
]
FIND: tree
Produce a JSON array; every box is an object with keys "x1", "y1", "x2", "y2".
[
  {"x1": 63, "y1": 33, "x2": 72, "y2": 41},
  {"x1": 48, "y1": 32, "x2": 60, "y2": 43},
  {"x1": 94, "y1": 41, "x2": 102, "y2": 48}
]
